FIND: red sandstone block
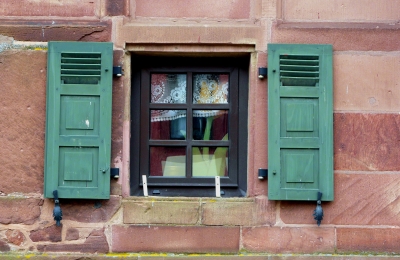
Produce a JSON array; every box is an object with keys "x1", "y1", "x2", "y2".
[
  {"x1": 254, "y1": 196, "x2": 276, "y2": 225},
  {"x1": 0, "y1": 198, "x2": 42, "y2": 225},
  {"x1": 5, "y1": 230, "x2": 25, "y2": 246},
  {"x1": 247, "y1": 51, "x2": 269, "y2": 197},
  {"x1": 282, "y1": 0, "x2": 400, "y2": 22},
  {"x1": 202, "y1": 200, "x2": 254, "y2": 226},
  {"x1": 334, "y1": 53, "x2": 400, "y2": 112},
  {"x1": 111, "y1": 50, "x2": 125, "y2": 182},
  {"x1": 260, "y1": 0, "x2": 276, "y2": 19},
  {"x1": 334, "y1": 113, "x2": 400, "y2": 171},
  {"x1": 29, "y1": 225, "x2": 62, "y2": 243},
  {"x1": 110, "y1": 96, "x2": 123, "y2": 199},
  {"x1": 242, "y1": 226, "x2": 335, "y2": 253},
  {"x1": 37, "y1": 228, "x2": 108, "y2": 253},
  {"x1": 201, "y1": 197, "x2": 275, "y2": 226},
  {"x1": 110, "y1": 179, "x2": 122, "y2": 196},
  {"x1": 0, "y1": 0, "x2": 99, "y2": 17},
  {"x1": 60, "y1": 196, "x2": 120, "y2": 223},
  {"x1": 337, "y1": 228, "x2": 400, "y2": 254},
  {"x1": 112, "y1": 225, "x2": 240, "y2": 253},
  {"x1": 280, "y1": 173, "x2": 400, "y2": 226},
  {"x1": 271, "y1": 22, "x2": 400, "y2": 52},
  {"x1": 123, "y1": 200, "x2": 200, "y2": 224},
  {"x1": 65, "y1": 228, "x2": 80, "y2": 241},
  {"x1": 0, "y1": 50, "x2": 46, "y2": 194},
  {"x1": 105, "y1": 0, "x2": 128, "y2": 16},
  {"x1": 135, "y1": 0, "x2": 250, "y2": 19},
  {"x1": 0, "y1": 20, "x2": 111, "y2": 42},
  {"x1": 35, "y1": 196, "x2": 119, "y2": 224},
  {"x1": 120, "y1": 23, "x2": 261, "y2": 46}
]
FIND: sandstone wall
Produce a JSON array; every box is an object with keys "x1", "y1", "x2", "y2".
[{"x1": 0, "y1": 0, "x2": 399, "y2": 257}]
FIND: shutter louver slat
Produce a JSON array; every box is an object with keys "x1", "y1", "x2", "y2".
[
  {"x1": 60, "y1": 53, "x2": 102, "y2": 84},
  {"x1": 279, "y1": 54, "x2": 320, "y2": 87}
]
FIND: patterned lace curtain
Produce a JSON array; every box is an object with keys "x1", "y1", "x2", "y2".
[{"x1": 151, "y1": 74, "x2": 228, "y2": 122}]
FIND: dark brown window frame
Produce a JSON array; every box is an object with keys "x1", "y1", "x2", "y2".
[{"x1": 131, "y1": 55, "x2": 249, "y2": 197}]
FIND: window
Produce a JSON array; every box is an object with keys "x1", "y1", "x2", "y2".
[{"x1": 131, "y1": 55, "x2": 249, "y2": 197}]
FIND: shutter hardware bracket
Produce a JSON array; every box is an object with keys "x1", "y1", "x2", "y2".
[
  {"x1": 258, "y1": 67, "x2": 268, "y2": 79},
  {"x1": 110, "y1": 168, "x2": 120, "y2": 179},
  {"x1": 313, "y1": 191, "x2": 324, "y2": 226},
  {"x1": 258, "y1": 168, "x2": 268, "y2": 180},
  {"x1": 113, "y1": 66, "x2": 123, "y2": 77},
  {"x1": 52, "y1": 190, "x2": 62, "y2": 227}
]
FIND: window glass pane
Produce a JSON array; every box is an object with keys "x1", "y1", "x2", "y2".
[
  {"x1": 192, "y1": 147, "x2": 228, "y2": 177},
  {"x1": 193, "y1": 110, "x2": 228, "y2": 140},
  {"x1": 150, "y1": 147, "x2": 186, "y2": 177},
  {"x1": 193, "y1": 74, "x2": 229, "y2": 104},
  {"x1": 151, "y1": 110, "x2": 186, "y2": 140},
  {"x1": 151, "y1": 73, "x2": 186, "y2": 104}
]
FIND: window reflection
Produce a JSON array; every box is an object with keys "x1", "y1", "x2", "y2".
[
  {"x1": 193, "y1": 74, "x2": 229, "y2": 104},
  {"x1": 149, "y1": 73, "x2": 230, "y2": 178},
  {"x1": 151, "y1": 74, "x2": 187, "y2": 122},
  {"x1": 192, "y1": 110, "x2": 228, "y2": 141},
  {"x1": 151, "y1": 74, "x2": 186, "y2": 104},
  {"x1": 192, "y1": 147, "x2": 228, "y2": 177},
  {"x1": 150, "y1": 147, "x2": 186, "y2": 177},
  {"x1": 151, "y1": 110, "x2": 186, "y2": 140}
]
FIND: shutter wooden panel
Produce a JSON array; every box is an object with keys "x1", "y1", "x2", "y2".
[
  {"x1": 268, "y1": 44, "x2": 333, "y2": 201},
  {"x1": 44, "y1": 42, "x2": 113, "y2": 199}
]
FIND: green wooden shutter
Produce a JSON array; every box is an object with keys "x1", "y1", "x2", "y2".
[
  {"x1": 267, "y1": 44, "x2": 333, "y2": 201},
  {"x1": 44, "y1": 42, "x2": 113, "y2": 199}
]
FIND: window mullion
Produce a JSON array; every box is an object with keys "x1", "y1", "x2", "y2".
[
  {"x1": 227, "y1": 68, "x2": 239, "y2": 184},
  {"x1": 141, "y1": 69, "x2": 151, "y2": 178},
  {"x1": 186, "y1": 72, "x2": 193, "y2": 178}
]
